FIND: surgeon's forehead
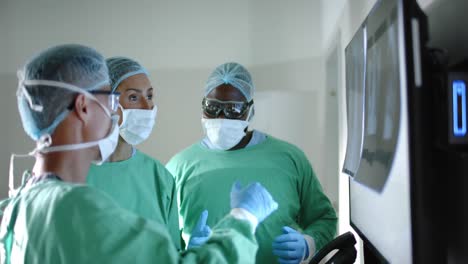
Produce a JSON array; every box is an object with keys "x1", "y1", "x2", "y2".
[{"x1": 206, "y1": 84, "x2": 247, "y2": 102}]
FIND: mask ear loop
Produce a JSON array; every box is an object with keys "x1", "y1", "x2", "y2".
[
  {"x1": 17, "y1": 70, "x2": 44, "y2": 112},
  {"x1": 19, "y1": 86, "x2": 44, "y2": 112},
  {"x1": 9, "y1": 153, "x2": 35, "y2": 198},
  {"x1": 8, "y1": 134, "x2": 52, "y2": 198},
  {"x1": 23, "y1": 79, "x2": 113, "y2": 118}
]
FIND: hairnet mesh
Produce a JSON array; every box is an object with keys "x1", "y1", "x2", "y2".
[
  {"x1": 204, "y1": 62, "x2": 254, "y2": 102},
  {"x1": 17, "y1": 44, "x2": 109, "y2": 141},
  {"x1": 106, "y1": 57, "x2": 149, "y2": 92}
]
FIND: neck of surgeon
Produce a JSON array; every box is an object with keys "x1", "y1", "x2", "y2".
[
  {"x1": 33, "y1": 151, "x2": 92, "y2": 183},
  {"x1": 31, "y1": 120, "x2": 96, "y2": 183},
  {"x1": 108, "y1": 136, "x2": 133, "y2": 162}
]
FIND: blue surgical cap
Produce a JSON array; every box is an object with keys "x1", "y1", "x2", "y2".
[
  {"x1": 106, "y1": 57, "x2": 149, "y2": 92},
  {"x1": 204, "y1": 62, "x2": 254, "y2": 102},
  {"x1": 17, "y1": 44, "x2": 110, "y2": 141}
]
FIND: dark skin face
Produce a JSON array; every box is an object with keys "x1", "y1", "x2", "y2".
[{"x1": 204, "y1": 83, "x2": 253, "y2": 150}]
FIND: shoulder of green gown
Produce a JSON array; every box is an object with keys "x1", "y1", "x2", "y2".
[
  {"x1": 166, "y1": 141, "x2": 203, "y2": 166},
  {"x1": 53, "y1": 183, "x2": 124, "y2": 215},
  {"x1": 255, "y1": 134, "x2": 308, "y2": 158},
  {"x1": 23, "y1": 180, "x2": 118, "y2": 212},
  {"x1": 135, "y1": 149, "x2": 164, "y2": 166},
  {"x1": 166, "y1": 135, "x2": 310, "y2": 163},
  {"x1": 134, "y1": 149, "x2": 175, "y2": 183},
  {"x1": 246, "y1": 134, "x2": 316, "y2": 177}
]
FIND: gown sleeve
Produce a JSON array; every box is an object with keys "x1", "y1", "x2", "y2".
[
  {"x1": 51, "y1": 186, "x2": 258, "y2": 264},
  {"x1": 295, "y1": 151, "x2": 338, "y2": 252}
]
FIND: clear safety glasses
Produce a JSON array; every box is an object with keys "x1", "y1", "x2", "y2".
[
  {"x1": 202, "y1": 97, "x2": 253, "y2": 119},
  {"x1": 89, "y1": 90, "x2": 121, "y2": 113},
  {"x1": 18, "y1": 77, "x2": 120, "y2": 115}
]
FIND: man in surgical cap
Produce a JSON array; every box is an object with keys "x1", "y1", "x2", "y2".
[
  {"x1": 0, "y1": 46, "x2": 278, "y2": 263},
  {"x1": 167, "y1": 62, "x2": 337, "y2": 264}
]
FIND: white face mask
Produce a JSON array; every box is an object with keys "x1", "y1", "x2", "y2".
[
  {"x1": 9, "y1": 78, "x2": 118, "y2": 197},
  {"x1": 119, "y1": 105, "x2": 157, "y2": 145},
  {"x1": 202, "y1": 118, "x2": 249, "y2": 150},
  {"x1": 36, "y1": 114, "x2": 120, "y2": 165}
]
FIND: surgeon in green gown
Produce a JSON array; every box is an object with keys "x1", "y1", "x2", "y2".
[
  {"x1": 0, "y1": 45, "x2": 278, "y2": 264},
  {"x1": 167, "y1": 62, "x2": 338, "y2": 264},
  {"x1": 86, "y1": 57, "x2": 184, "y2": 249}
]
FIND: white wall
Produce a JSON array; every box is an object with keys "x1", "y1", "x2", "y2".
[
  {"x1": 0, "y1": 0, "x2": 252, "y2": 74},
  {"x1": 249, "y1": 0, "x2": 322, "y2": 64}
]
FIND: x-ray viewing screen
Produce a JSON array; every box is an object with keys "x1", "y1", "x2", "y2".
[
  {"x1": 356, "y1": 3, "x2": 400, "y2": 191},
  {"x1": 342, "y1": 26, "x2": 366, "y2": 177},
  {"x1": 348, "y1": 0, "x2": 413, "y2": 262},
  {"x1": 344, "y1": 3, "x2": 401, "y2": 192}
]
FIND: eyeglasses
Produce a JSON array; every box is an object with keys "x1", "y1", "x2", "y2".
[
  {"x1": 202, "y1": 98, "x2": 253, "y2": 119},
  {"x1": 89, "y1": 90, "x2": 121, "y2": 113}
]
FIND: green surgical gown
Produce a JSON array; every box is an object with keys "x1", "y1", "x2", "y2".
[
  {"x1": 87, "y1": 150, "x2": 180, "y2": 249},
  {"x1": 167, "y1": 135, "x2": 338, "y2": 263},
  {"x1": 0, "y1": 179, "x2": 258, "y2": 264}
]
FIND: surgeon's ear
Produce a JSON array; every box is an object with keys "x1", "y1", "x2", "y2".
[{"x1": 73, "y1": 94, "x2": 91, "y2": 124}]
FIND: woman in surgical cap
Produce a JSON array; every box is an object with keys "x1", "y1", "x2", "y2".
[
  {"x1": 86, "y1": 57, "x2": 191, "y2": 249},
  {"x1": 0, "y1": 45, "x2": 278, "y2": 263}
]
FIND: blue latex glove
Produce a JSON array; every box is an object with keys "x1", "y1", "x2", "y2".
[
  {"x1": 187, "y1": 210, "x2": 212, "y2": 249},
  {"x1": 272, "y1": 226, "x2": 309, "y2": 264},
  {"x1": 230, "y1": 181, "x2": 278, "y2": 223}
]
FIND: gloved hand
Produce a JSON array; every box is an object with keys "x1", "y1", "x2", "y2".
[
  {"x1": 187, "y1": 210, "x2": 212, "y2": 249},
  {"x1": 272, "y1": 226, "x2": 309, "y2": 264},
  {"x1": 230, "y1": 181, "x2": 278, "y2": 223}
]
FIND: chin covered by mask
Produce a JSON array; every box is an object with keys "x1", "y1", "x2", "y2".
[
  {"x1": 201, "y1": 118, "x2": 249, "y2": 150},
  {"x1": 119, "y1": 105, "x2": 157, "y2": 145},
  {"x1": 93, "y1": 115, "x2": 120, "y2": 164}
]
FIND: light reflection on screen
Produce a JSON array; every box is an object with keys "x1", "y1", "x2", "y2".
[{"x1": 356, "y1": 6, "x2": 400, "y2": 191}]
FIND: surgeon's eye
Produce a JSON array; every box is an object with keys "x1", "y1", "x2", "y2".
[{"x1": 128, "y1": 94, "x2": 139, "y2": 102}]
